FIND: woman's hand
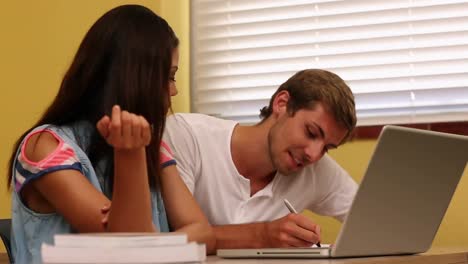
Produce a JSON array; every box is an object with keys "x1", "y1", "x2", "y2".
[{"x1": 96, "y1": 105, "x2": 151, "y2": 150}]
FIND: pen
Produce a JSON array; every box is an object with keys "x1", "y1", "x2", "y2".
[{"x1": 283, "y1": 199, "x2": 321, "y2": 248}]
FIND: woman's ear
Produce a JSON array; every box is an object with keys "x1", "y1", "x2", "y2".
[{"x1": 271, "y1": 90, "x2": 290, "y2": 118}]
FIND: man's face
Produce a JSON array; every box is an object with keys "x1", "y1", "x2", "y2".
[{"x1": 267, "y1": 103, "x2": 348, "y2": 175}]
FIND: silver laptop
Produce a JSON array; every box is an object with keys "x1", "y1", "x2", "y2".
[{"x1": 217, "y1": 125, "x2": 468, "y2": 258}]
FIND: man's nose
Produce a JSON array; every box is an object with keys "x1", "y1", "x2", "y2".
[{"x1": 304, "y1": 143, "x2": 324, "y2": 164}]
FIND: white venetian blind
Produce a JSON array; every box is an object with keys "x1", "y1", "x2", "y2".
[{"x1": 190, "y1": 0, "x2": 468, "y2": 126}]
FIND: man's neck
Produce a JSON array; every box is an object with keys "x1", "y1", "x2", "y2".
[{"x1": 231, "y1": 120, "x2": 277, "y2": 195}]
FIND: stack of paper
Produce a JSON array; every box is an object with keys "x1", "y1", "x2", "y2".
[{"x1": 41, "y1": 233, "x2": 206, "y2": 263}]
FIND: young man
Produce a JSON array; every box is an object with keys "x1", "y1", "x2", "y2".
[{"x1": 163, "y1": 69, "x2": 357, "y2": 249}]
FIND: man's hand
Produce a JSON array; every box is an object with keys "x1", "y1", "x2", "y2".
[{"x1": 264, "y1": 213, "x2": 321, "y2": 247}]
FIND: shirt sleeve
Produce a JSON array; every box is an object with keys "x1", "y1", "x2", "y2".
[
  {"x1": 162, "y1": 115, "x2": 200, "y2": 193},
  {"x1": 14, "y1": 128, "x2": 83, "y2": 193},
  {"x1": 160, "y1": 140, "x2": 177, "y2": 169},
  {"x1": 307, "y1": 154, "x2": 358, "y2": 222}
]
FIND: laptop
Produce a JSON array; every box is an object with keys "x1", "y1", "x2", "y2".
[{"x1": 217, "y1": 125, "x2": 468, "y2": 258}]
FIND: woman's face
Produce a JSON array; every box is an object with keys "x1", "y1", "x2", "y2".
[{"x1": 169, "y1": 47, "x2": 179, "y2": 97}]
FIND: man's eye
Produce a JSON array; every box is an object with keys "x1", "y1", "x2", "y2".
[
  {"x1": 307, "y1": 130, "x2": 316, "y2": 139},
  {"x1": 169, "y1": 77, "x2": 176, "y2": 82}
]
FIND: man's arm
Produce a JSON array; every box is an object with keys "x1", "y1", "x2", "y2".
[{"x1": 214, "y1": 213, "x2": 321, "y2": 248}]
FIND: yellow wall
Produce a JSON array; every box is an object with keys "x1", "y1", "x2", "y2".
[
  {"x1": 0, "y1": 0, "x2": 466, "y2": 254},
  {"x1": 159, "y1": 1, "x2": 191, "y2": 113}
]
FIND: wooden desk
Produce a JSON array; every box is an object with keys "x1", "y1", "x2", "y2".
[
  {"x1": 206, "y1": 248, "x2": 468, "y2": 264},
  {"x1": 0, "y1": 247, "x2": 466, "y2": 264}
]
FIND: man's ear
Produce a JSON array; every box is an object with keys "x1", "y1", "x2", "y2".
[{"x1": 271, "y1": 90, "x2": 290, "y2": 117}]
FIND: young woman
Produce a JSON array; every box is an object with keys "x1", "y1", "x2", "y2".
[{"x1": 7, "y1": 5, "x2": 214, "y2": 263}]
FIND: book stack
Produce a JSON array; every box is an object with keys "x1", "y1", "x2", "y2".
[{"x1": 41, "y1": 232, "x2": 206, "y2": 263}]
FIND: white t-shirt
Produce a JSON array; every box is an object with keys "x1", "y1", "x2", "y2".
[{"x1": 163, "y1": 113, "x2": 357, "y2": 225}]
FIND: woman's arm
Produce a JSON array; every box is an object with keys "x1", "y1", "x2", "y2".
[
  {"x1": 160, "y1": 165, "x2": 216, "y2": 254},
  {"x1": 24, "y1": 105, "x2": 155, "y2": 233},
  {"x1": 96, "y1": 105, "x2": 154, "y2": 232}
]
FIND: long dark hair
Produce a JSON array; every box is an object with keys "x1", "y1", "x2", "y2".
[{"x1": 7, "y1": 5, "x2": 179, "y2": 191}]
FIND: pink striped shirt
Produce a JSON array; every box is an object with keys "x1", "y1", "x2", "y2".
[{"x1": 14, "y1": 129, "x2": 176, "y2": 192}]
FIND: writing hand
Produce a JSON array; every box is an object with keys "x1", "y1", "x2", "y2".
[{"x1": 265, "y1": 213, "x2": 321, "y2": 248}]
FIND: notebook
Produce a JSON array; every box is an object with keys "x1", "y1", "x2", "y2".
[
  {"x1": 53, "y1": 232, "x2": 188, "y2": 247},
  {"x1": 42, "y1": 232, "x2": 206, "y2": 263},
  {"x1": 217, "y1": 125, "x2": 468, "y2": 258},
  {"x1": 42, "y1": 242, "x2": 206, "y2": 263}
]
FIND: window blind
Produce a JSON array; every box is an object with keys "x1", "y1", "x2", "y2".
[{"x1": 190, "y1": 0, "x2": 468, "y2": 126}]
